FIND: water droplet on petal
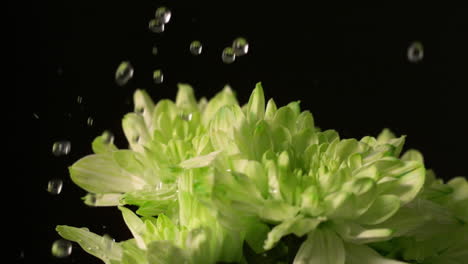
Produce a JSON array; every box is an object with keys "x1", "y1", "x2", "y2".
[
  {"x1": 149, "y1": 18, "x2": 165, "y2": 33},
  {"x1": 136, "y1": 106, "x2": 145, "y2": 114},
  {"x1": 102, "y1": 131, "x2": 114, "y2": 144},
  {"x1": 87, "y1": 117, "x2": 94, "y2": 126},
  {"x1": 407, "y1": 41, "x2": 424, "y2": 63},
  {"x1": 47, "y1": 179, "x2": 63, "y2": 195},
  {"x1": 222, "y1": 47, "x2": 236, "y2": 64},
  {"x1": 51, "y1": 239, "x2": 72, "y2": 258},
  {"x1": 115, "y1": 61, "x2": 134, "y2": 86},
  {"x1": 152, "y1": 46, "x2": 158, "y2": 55},
  {"x1": 155, "y1": 6, "x2": 171, "y2": 24},
  {"x1": 179, "y1": 112, "x2": 193, "y2": 121},
  {"x1": 132, "y1": 134, "x2": 140, "y2": 143},
  {"x1": 153, "y1": 69, "x2": 164, "y2": 84},
  {"x1": 190, "y1": 41, "x2": 202, "y2": 55},
  {"x1": 232, "y1": 37, "x2": 249, "y2": 56},
  {"x1": 52, "y1": 141, "x2": 71, "y2": 156}
]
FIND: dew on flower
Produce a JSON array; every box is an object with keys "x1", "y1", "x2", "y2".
[
  {"x1": 51, "y1": 239, "x2": 72, "y2": 258},
  {"x1": 115, "y1": 61, "x2": 134, "y2": 86},
  {"x1": 77, "y1": 96, "x2": 83, "y2": 104},
  {"x1": 52, "y1": 141, "x2": 71, "y2": 156},
  {"x1": 47, "y1": 179, "x2": 63, "y2": 195}
]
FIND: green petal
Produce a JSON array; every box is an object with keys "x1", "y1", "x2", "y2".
[
  {"x1": 246, "y1": 82, "x2": 265, "y2": 121},
  {"x1": 122, "y1": 113, "x2": 151, "y2": 153},
  {"x1": 146, "y1": 240, "x2": 188, "y2": 264},
  {"x1": 121, "y1": 186, "x2": 177, "y2": 217},
  {"x1": 119, "y1": 206, "x2": 146, "y2": 249},
  {"x1": 83, "y1": 193, "x2": 123, "y2": 207},
  {"x1": 259, "y1": 200, "x2": 300, "y2": 222},
  {"x1": 179, "y1": 150, "x2": 221, "y2": 169},
  {"x1": 377, "y1": 128, "x2": 396, "y2": 143},
  {"x1": 69, "y1": 154, "x2": 146, "y2": 193},
  {"x1": 401, "y1": 149, "x2": 424, "y2": 163},
  {"x1": 92, "y1": 133, "x2": 118, "y2": 154},
  {"x1": 333, "y1": 221, "x2": 393, "y2": 244},
  {"x1": 344, "y1": 242, "x2": 408, "y2": 264},
  {"x1": 245, "y1": 220, "x2": 270, "y2": 253},
  {"x1": 133, "y1": 89, "x2": 155, "y2": 130},
  {"x1": 264, "y1": 98, "x2": 277, "y2": 120},
  {"x1": 273, "y1": 106, "x2": 297, "y2": 134},
  {"x1": 175, "y1": 83, "x2": 198, "y2": 112},
  {"x1": 202, "y1": 85, "x2": 238, "y2": 125},
  {"x1": 293, "y1": 227, "x2": 345, "y2": 264},
  {"x1": 295, "y1": 110, "x2": 315, "y2": 132},
  {"x1": 56, "y1": 225, "x2": 122, "y2": 263},
  {"x1": 357, "y1": 195, "x2": 401, "y2": 225}
]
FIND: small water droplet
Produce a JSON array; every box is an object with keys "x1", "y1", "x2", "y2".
[
  {"x1": 232, "y1": 37, "x2": 249, "y2": 56},
  {"x1": 115, "y1": 61, "x2": 134, "y2": 86},
  {"x1": 77, "y1": 96, "x2": 83, "y2": 104},
  {"x1": 222, "y1": 47, "x2": 236, "y2": 64},
  {"x1": 149, "y1": 18, "x2": 165, "y2": 33},
  {"x1": 19, "y1": 250, "x2": 24, "y2": 259},
  {"x1": 152, "y1": 46, "x2": 158, "y2": 55},
  {"x1": 87, "y1": 193, "x2": 97, "y2": 206},
  {"x1": 153, "y1": 69, "x2": 164, "y2": 84},
  {"x1": 47, "y1": 179, "x2": 63, "y2": 195},
  {"x1": 190, "y1": 41, "x2": 202, "y2": 55},
  {"x1": 407, "y1": 41, "x2": 424, "y2": 63},
  {"x1": 132, "y1": 134, "x2": 140, "y2": 143},
  {"x1": 136, "y1": 106, "x2": 145, "y2": 114},
  {"x1": 51, "y1": 239, "x2": 72, "y2": 258},
  {"x1": 102, "y1": 130, "x2": 114, "y2": 144},
  {"x1": 226, "y1": 169, "x2": 232, "y2": 172},
  {"x1": 52, "y1": 141, "x2": 71, "y2": 156},
  {"x1": 179, "y1": 112, "x2": 193, "y2": 121},
  {"x1": 33, "y1": 113, "x2": 39, "y2": 119},
  {"x1": 155, "y1": 6, "x2": 171, "y2": 24},
  {"x1": 87, "y1": 117, "x2": 94, "y2": 126}
]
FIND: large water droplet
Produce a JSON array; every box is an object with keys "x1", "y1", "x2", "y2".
[
  {"x1": 222, "y1": 47, "x2": 236, "y2": 64},
  {"x1": 47, "y1": 179, "x2": 63, "y2": 195},
  {"x1": 407, "y1": 41, "x2": 424, "y2": 63},
  {"x1": 102, "y1": 130, "x2": 114, "y2": 144},
  {"x1": 51, "y1": 239, "x2": 72, "y2": 258},
  {"x1": 152, "y1": 46, "x2": 158, "y2": 56},
  {"x1": 115, "y1": 61, "x2": 134, "y2": 86},
  {"x1": 87, "y1": 117, "x2": 94, "y2": 126},
  {"x1": 232, "y1": 37, "x2": 249, "y2": 56},
  {"x1": 153, "y1": 69, "x2": 164, "y2": 84},
  {"x1": 52, "y1": 141, "x2": 71, "y2": 156},
  {"x1": 149, "y1": 18, "x2": 165, "y2": 33},
  {"x1": 190, "y1": 41, "x2": 202, "y2": 55},
  {"x1": 155, "y1": 7, "x2": 171, "y2": 24}
]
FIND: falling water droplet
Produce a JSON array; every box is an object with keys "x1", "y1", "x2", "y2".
[
  {"x1": 47, "y1": 179, "x2": 63, "y2": 195},
  {"x1": 33, "y1": 113, "x2": 39, "y2": 119},
  {"x1": 232, "y1": 37, "x2": 249, "y2": 56},
  {"x1": 190, "y1": 41, "x2": 203, "y2": 55},
  {"x1": 407, "y1": 41, "x2": 424, "y2": 63},
  {"x1": 152, "y1": 46, "x2": 158, "y2": 55},
  {"x1": 222, "y1": 47, "x2": 236, "y2": 64},
  {"x1": 102, "y1": 131, "x2": 114, "y2": 144},
  {"x1": 77, "y1": 96, "x2": 83, "y2": 104},
  {"x1": 51, "y1": 239, "x2": 72, "y2": 258},
  {"x1": 87, "y1": 117, "x2": 94, "y2": 126},
  {"x1": 115, "y1": 61, "x2": 134, "y2": 86},
  {"x1": 52, "y1": 141, "x2": 71, "y2": 156},
  {"x1": 155, "y1": 6, "x2": 172, "y2": 24},
  {"x1": 153, "y1": 69, "x2": 164, "y2": 84},
  {"x1": 149, "y1": 18, "x2": 165, "y2": 33}
]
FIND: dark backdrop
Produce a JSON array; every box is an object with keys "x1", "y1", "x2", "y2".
[{"x1": 15, "y1": 1, "x2": 467, "y2": 263}]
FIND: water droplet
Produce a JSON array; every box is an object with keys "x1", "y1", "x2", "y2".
[
  {"x1": 19, "y1": 250, "x2": 24, "y2": 259},
  {"x1": 47, "y1": 179, "x2": 63, "y2": 195},
  {"x1": 132, "y1": 134, "x2": 140, "y2": 143},
  {"x1": 149, "y1": 18, "x2": 165, "y2": 33},
  {"x1": 190, "y1": 41, "x2": 202, "y2": 55},
  {"x1": 152, "y1": 46, "x2": 158, "y2": 55},
  {"x1": 87, "y1": 117, "x2": 94, "y2": 126},
  {"x1": 87, "y1": 193, "x2": 97, "y2": 206},
  {"x1": 52, "y1": 141, "x2": 71, "y2": 156},
  {"x1": 407, "y1": 41, "x2": 424, "y2": 63},
  {"x1": 115, "y1": 61, "x2": 134, "y2": 86},
  {"x1": 153, "y1": 69, "x2": 164, "y2": 84},
  {"x1": 77, "y1": 96, "x2": 83, "y2": 104},
  {"x1": 179, "y1": 113, "x2": 193, "y2": 121},
  {"x1": 136, "y1": 106, "x2": 145, "y2": 114},
  {"x1": 155, "y1": 6, "x2": 171, "y2": 24},
  {"x1": 222, "y1": 47, "x2": 236, "y2": 64},
  {"x1": 232, "y1": 37, "x2": 249, "y2": 56},
  {"x1": 33, "y1": 113, "x2": 39, "y2": 119},
  {"x1": 51, "y1": 239, "x2": 72, "y2": 258},
  {"x1": 102, "y1": 130, "x2": 114, "y2": 144}
]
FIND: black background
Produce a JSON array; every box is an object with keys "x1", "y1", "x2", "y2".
[{"x1": 15, "y1": 1, "x2": 467, "y2": 263}]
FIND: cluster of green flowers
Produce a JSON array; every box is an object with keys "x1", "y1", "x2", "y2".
[{"x1": 57, "y1": 83, "x2": 467, "y2": 264}]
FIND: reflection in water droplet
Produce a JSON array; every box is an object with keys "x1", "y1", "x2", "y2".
[
  {"x1": 232, "y1": 37, "x2": 249, "y2": 56},
  {"x1": 155, "y1": 7, "x2": 172, "y2": 24},
  {"x1": 153, "y1": 69, "x2": 164, "y2": 84},
  {"x1": 222, "y1": 47, "x2": 236, "y2": 64},
  {"x1": 102, "y1": 131, "x2": 114, "y2": 144},
  {"x1": 190, "y1": 41, "x2": 202, "y2": 55},
  {"x1": 152, "y1": 46, "x2": 158, "y2": 56},
  {"x1": 149, "y1": 19, "x2": 165, "y2": 33},
  {"x1": 115, "y1": 61, "x2": 134, "y2": 86},
  {"x1": 407, "y1": 41, "x2": 424, "y2": 63},
  {"x1": 87, "y1": 117, "x2": 94, "y2": 126},
  {"x1": 52, "y1": 141, "x2": 71, "y2": 156},
  {"x1": 51, "y1": 239, "x2": 72, "y2": 258},
  {"x1": 47, "y1": 179, "x2": 63, "y2": 195},
  {"x1": 77, "y1": 96, "x2": 83, "y2": 104}
]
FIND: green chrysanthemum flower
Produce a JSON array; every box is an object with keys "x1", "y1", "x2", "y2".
[{"x1": 56, "y1": 83, "x2": 467, "y2": 264}]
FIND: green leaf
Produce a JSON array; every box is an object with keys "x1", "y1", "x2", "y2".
[
  {"x1": 69, "y1": 154, "x2": 146, "y2": 193},
  {"x1": 246, "y1": 82, "x2": 265, "y2": 121},
  {"x1": 344, "y1": 242, "x2": 408, "y2": 264},
  {"x1": 146, "y1": 240, "x2": 188, "y2": 264},
  {"x1": 119, "y1": 206, "x2": 147, "y2": 249},
  {"x1": 56, "y1": 225, "x2": 122, "y2": 264},
  {"x1": 179, "y1": 150, "x2": 221, "y2": 169},
  {"x1": 293, "y1": 227, "x2": 345, "y2": 264},
  {"x1": 357, "y1": 195, "x2": 400, "y2": 225}
]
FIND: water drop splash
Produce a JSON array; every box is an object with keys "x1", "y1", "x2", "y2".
[
  {"x1": 190, "y1": 40, "x2": 203, "y2": 55},
  {"x1": 155, "y1": 7, "x2": 171, "y2": 24},
  {"x1": 153, "y1": 69, "x2": 164, "y2": 84},
  {"x1": 51, "y1": 239, "x2": 72, "y2": 258},
  {"x1": 52, "y1": 141, "x2": 71, "y2": 156},
  {"x1": 148, "y1": 18, "x2": 165, "y2": 33},
  {"x1": 222, "y1": 47, "x2": 236, "y2": 64},
  {"x1": 47, "y1": 179, "x2": 63, "y2": 195},
  {"x1": 102, "y1": 130, "x2": 114, "y2": 145},
  {"x1": 87, "y1": 117, "x2": 94, "y2": 126},
  {"x1": 407, "y1": 41, "x2": 424, "y2": 63},
  {"x1": 115, "y1": 61, "x2": 134, "y2": 86},
  {"x1": 232, "y1": 37, "x2": 249, "y2": 56}
]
